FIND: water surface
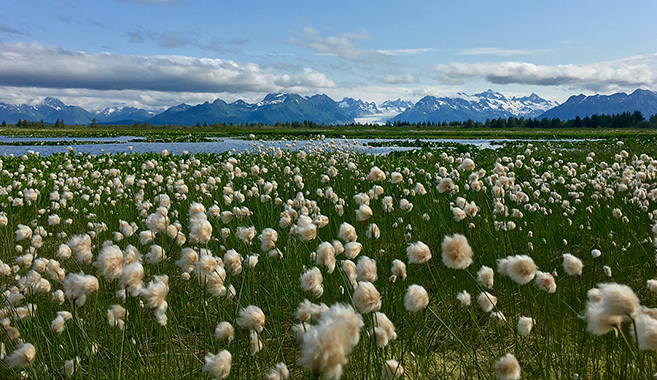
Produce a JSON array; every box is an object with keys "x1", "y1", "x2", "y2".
[{"x1": 0, "y1": 136, "x2": 503, "y2": 156}]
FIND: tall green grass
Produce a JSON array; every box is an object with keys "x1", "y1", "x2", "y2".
[{"x1": 1, "y1": 137, "x2": 656, "y2": 379}]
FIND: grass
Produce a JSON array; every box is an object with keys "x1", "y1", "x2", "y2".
[
  {"x1": 3, "y1": 124, "x2": 657, "y2": 140},
  {"x1": 0, "y1": 136, "x2": 656, "y2": 379}
]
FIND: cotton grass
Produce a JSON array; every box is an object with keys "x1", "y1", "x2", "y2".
[
  {"x1": 353, "y1": 281, "x2": 381, "y2": 313},
  {"x1": 441, "y1": 234, "x2": 473, "y2": 269},
  {"x1": 504, "y1": 255, "x2": 536, "y2": 285},
  {"x1": 237, "y1": 305, "x2": 265, "y2": 333},
  {"x1": 4, "y1": 343, "x2": 36, "y2": 369},
  {"x1": 203, "y1": 350, "x2": 232, "y2": 379},
  {"x1": 494, "y1": 353, "x2": 521, "y2": 380},
  {"x1": 4, "y1": 136, "x2": 657, "y2": 379},
  {"x1": 405, "y1": 284, "x2": 429, "y2": 312},
  {"x1": 298, "y1": 303, "x2": 364, "y2": 380},
  {"x1": 406, "y1": 241, "x2": 432, "y2": 264},
  {"x1": 301, "y1": 267, "x2": 324, "y2": 298},
  {"x1": 478, "y1": 292, "x2": 497, "y2": 312},
  {"x1": 562, "y1": 253, "x2": 583, "y2": 277}
]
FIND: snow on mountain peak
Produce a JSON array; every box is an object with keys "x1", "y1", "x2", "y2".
[
  {"x1": 261, "y1": 93, "x2": 288, "y2": 105},
  {"x1": 391, "y1": 91, "x2": 561, "y2": 123},
  {"x1": 43, "y1": 97, "x2": 65, "y2": 111}
]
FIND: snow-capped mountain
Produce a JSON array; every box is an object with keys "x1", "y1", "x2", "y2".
[
  {"x1": 150, "y1": 93, "x2": 354, "y2": 125},
  {"x1": 338, "y1": 97, "x2": 414, "y2": 124},
  {"x1": 0, "y1": 97, "x2": 94, "y2": 124},
  {"x1": 338, "y1": 98, "x2": 380, "y2": 118},
  {"x1": 229, "y1": 99, "x2": 258, "y2": 113},
  {"x1": 393, "y1": 90, "x2": 558, "y2": 123},
  {"x1": 10, "y1": 89, "x2": 655, "y2": 126},
  {"x1": 0, "y1": 98, "x2": 156, "y2": 124},
  {"x1": 539, "y1": 89, "x2": 657, "y2": 119},
  {"x1": 94, "y1": 106, "x2": 156, "y2": 124},
  {"x1": 259, "y1": 93, "x2": 292, "y2": 106},
  {"x1": 379, "y1": 98, "x2": 414, "y2": 114}
]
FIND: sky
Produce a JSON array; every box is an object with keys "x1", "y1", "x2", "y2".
[{"x1": 0, "y1": 0, "x2": 656, "y2": 111}]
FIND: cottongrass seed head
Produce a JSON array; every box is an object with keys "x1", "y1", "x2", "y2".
[
  {"x1": 478, "y1": 292, "x2": 497, "y2": 312},
  {"x1": 5, "y1": 343, "x2": 36, "y2": 369},
  {"x1": 355, "y1": 256, "x2": 377, "y2": 282},
  {"x1": 237, "y1": 305, "x2": 265, "y2": 333},
  {"x1": 562, "y1": 253, "x2": 583, "y2": 277},
  {"x1": 406, "y1": 241, "x2": 432, "y2": 264},
  {"x1": 405, "y1": 284, "x2": 429, "y2": 312},
  {"x1": 534, "y1": 271, "x2": 557, "y2": 293},
  {"x1": 597, "y1": 282, "x2": 641, "y2": 319},
  {"x1": 382, "y1": 359, "x2": 404, "y2": 380},
  {"x1": 632, "y1": 312, "x2": 657, "y2": 351},
  {"x1": 215, "y1": 321, "x2": 235, "y2": 342},
  {"x1": 648, "y1": 279, "x2": 657, "y2": 294},
  {"x1": 203, "y1": 350, "x2": 232, "y2": 379},
  {"x1": 391, "y1": 259, "x2": 407, "y2": 281},
  {"x1": 583, "y1": 283, "x2": 640, "y2": 336},
  {"x1": 316, "y1": 242, "x2": 336, "y2": 274},
  {"x1": 494, "y1": 353, "x2": 521, "y2": 380},
  {"x1": 353, "y1": 281, "x2": 381, "y2": 313},
  {"x1": 338, "y1": 222, "x2": 358, "y2": 242},
  {"x1": 298, "y1": 303, "x2": 364, "y2": 380},
  {"x1": 518, "y1": 317, "x2": 534, "y2": 336},
  {"x1": 505, "y1": 255, "x2": 536, "y2": 285},
  {"x1": 457, "y1": 290, "x2": 471, "y2": 307},
  {"x1": 477, "y1": 265, "x2": 494, "y2": 288},
  {"x1": 300, "y1": 267, "x2": 324, "y2": 298},
  {"x1": 441, "y1": 233, "x2": 473, "y2": 269},
  {"x1": 344, "y1": 242, "x2": 363, "y2": 260}
]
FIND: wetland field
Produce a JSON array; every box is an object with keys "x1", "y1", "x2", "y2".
[{"x1": 1, "y1": 129, "x2": 657, "y2": 379}]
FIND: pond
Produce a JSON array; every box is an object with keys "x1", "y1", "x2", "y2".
[{"x1": 0, "y1": 136, "x2": 505, "y2": 156}]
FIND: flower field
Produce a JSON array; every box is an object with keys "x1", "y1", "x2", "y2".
[{"x1": 1, "y1": 137, "x2": 657, "y2": 379}]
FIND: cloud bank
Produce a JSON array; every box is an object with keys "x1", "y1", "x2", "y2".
[
  {"x1": 377, "y1": 48, "x2": 435, "y2": 56},
  {"x1": 382, "y1": 73, "x2": 418, "y2": 84},
  {"x1": 435, "y1": 56, "x2": 657, "y2": 92},
  {"x1": 0, "y1": 42, "x2": 336, "y2": 94},
  {"x1": 289, "y1": 27, "x2": 389, "y2": 64},
  {"x1": 458, "y1": 47, "x2": 547, "y2": 56}
]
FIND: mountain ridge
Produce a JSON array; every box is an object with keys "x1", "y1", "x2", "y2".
[
  {"x1": 148, "y1": 93, "x2": 354, "y2": 125},
  {"x1": 392, "y1": 90, "x2": 558, "y2": 123},
  {"x1": 2, "y1": 89, "x2": 657, "y2": 126},
  {"x1": 538, "y1": 89, "x2": 657, "y2": 120}
]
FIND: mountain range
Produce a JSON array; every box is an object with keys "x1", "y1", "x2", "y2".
[
  {"x1": 0, "y1": 97, "x2": 157, "y2": 125},
  {"x1": 539, "y1": 89, "x2": 657, "y2": 120},
  {"x1": 338, "y1": 98, "x2": 414, "y2": 124},
  {"x1": 148, "y1": 93, "x2": 353, "y2": 125},
  {"x1": 392, "y1": 90, "x2": 559, "y2": 123},
  {"x1": 2, "y1": 89, "x2": 657, "y2": 126}
]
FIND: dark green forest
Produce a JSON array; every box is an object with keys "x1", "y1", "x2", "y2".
[{"x1": 3, "y1": 110, "x2": 657, "y2": 130}]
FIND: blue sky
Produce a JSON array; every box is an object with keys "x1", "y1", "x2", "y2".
[{"x1": 0, "y1": 0, "x2": 655, "y2": 110}]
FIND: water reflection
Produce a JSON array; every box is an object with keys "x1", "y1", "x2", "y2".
[{"x1": 0, "y1": 136, "x2": 503, "y2": 157}]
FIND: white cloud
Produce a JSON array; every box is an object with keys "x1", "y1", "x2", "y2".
[
  {"x1": 0, "y1": 86, "x2": 272, "y2": 111},
  {"x1": 458, "y1": 47, "x2": 548, "y2": 56},
  {"x1": 275, "y1": 68, "x2": 337, "y2": 88},
  {"x1": 288, "y1": 27, "x2": 388, "y2": 64},
  {"x1": 382, "y1": 73, "x2": 418, "y2": 84},
  {"x1": 435, "y1": 56, "x2": 657, "y2": 92},
  {"x1": 377, "y1": 48, "x2": 435, "y2": 56},
  {"x1": 0, "y1": 42, "x2": 336, "y2": 94}
]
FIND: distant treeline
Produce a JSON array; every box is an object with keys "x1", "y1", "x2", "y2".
[
  {"x1": 3, "y1": 110, "x2": 657, "y2": 130},
  {"x1": 383, "y1": 111, "x2": 656, "y2": 129}
]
